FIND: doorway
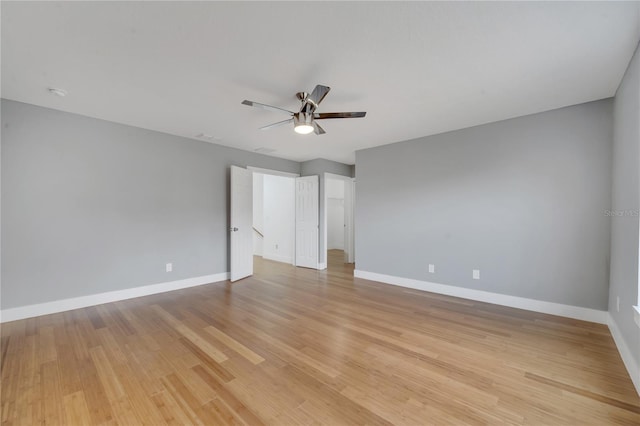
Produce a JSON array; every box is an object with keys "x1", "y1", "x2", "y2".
[
  {"x1": 324, "y1": 173, "x2": 355, "y2": 269},
  {"x1": 230, "y1": 165, "x2": 321, "y2": 281},
  {"x1": 250, "y1": 167, "x2": 298, "y2": 266}
]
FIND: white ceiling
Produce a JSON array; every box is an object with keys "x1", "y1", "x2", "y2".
[{"x1": 2, "y1": 2, "x2": 639, "y2": 164}]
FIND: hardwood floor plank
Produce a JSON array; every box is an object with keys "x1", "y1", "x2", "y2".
[
  {"x1": 151, "y1": 305, "x2": 228, "y2": 363},
  {"x1": 40, "y1": 360, "x2": 65, "y2": 425},
  {"x1": 525, "y1": 372, "x2": 640, "y2": 415},
  {"x1": 84, "y1": 306, "x2": 107, "y2": 330},
  {"x1": 178, "y1": 338, "x2": 235, "y2": 383},
  {"x1": 191, "y1": 364, "x2": 265, "y2": 426},
  {"x1": 63, "y1": 391, "x2": 92, "y2": 425},
  {"x1": 54, "y1": 325, "x2": 83, "y2": 396},
  {"x1": 0, "y1": 335, "x2": 10, "y2": 372},
  {"x1": 112, "y1": 361, "x2": 169, "y2": 425},
  {"x1": 37, "y1": 326, "x2": 57, "y2": 365},
  {"x1": 150, "y1": 390, "x2": 198, "y2": 426},
  {"x1": 89, "y1": 346, "x2": 126, "y2": 400},
  {"x1": 74, "y1": 353, "x2": 115, "y2": 424},
  {"x1": 160, "y1": 373, "x2": 211, "y2": 425},
  {"x1": 204, "y1": 325, "x2": 265, "y2": 365}
]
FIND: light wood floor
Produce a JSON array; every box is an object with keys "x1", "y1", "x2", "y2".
[{"x1": 2, "y1": 249, "x2": 639, "y2": 425}]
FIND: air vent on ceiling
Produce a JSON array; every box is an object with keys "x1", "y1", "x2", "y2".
[
  {"x1": 195, "y1": 133, "x2": 221, "y2": 142},
  {"x1": 48, "y1": 87, "x2": 68, "y2": 97},
  {"x1": 254, "y1": 147, "x2": 276, "y2": 154}
]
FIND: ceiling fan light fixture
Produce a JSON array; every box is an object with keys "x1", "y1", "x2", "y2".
[
  {"x1": 294, "y1": 124, "x2": 314, "y2": 135},
  {"x1": 293, "y1": 112, "x2": 314, "y2": 135}
]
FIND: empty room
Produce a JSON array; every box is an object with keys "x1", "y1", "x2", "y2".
[{"x1": 2, "y1": 1, "x2": 640, "y2": 425}]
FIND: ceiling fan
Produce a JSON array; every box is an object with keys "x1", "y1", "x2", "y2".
[{"x1": 241, "y1": 84, "x2": 366, "y2": 135}]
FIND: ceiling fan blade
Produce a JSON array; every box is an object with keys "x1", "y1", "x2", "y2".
[
  {"x1": 314, "y1": 112, "x2": 367, "y2": 119},
  {"x1": 242, "y1": 100, "x2": 294, "y2": 115},
  {"x1": 259, "y1": 118, "x2": 294, "y2": 130},
  {"x1": 313, "y1": 121, "x2": 326, "y2": 135},
  {"x1": 306, "y1": 85, "x2": 331, "y2": 108}
]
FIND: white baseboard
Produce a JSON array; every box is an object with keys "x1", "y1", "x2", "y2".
[
  {"x1": 318, "y1": 262, "x2": 327, "y2": 270},
  {"x1": 608, "y1": 314, "x2": 640, "y2": 396},
  {"x1": 354, "y1": 270, "x2": 608, "y2": 324},
  {"x1": 0, "y1": 272, "x2": 229, "y2": 323}
]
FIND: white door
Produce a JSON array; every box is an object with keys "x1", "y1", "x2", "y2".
[
  {"x1": 295, "y1": 176, "x2": 319, "y2": 269},
  {"x1": 230, "y1": 166, "x2": 253, "y2": 281},
  {"x1": 344, "y1": 178, "x2": 355, "y2": 264}
]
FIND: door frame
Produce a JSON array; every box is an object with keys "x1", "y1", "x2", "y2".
[
  {"x1": 323, "y1": 172, "x2": 355, "y2": 267},
  {"x1": 247, "y1": 166, "x2": 299, "y2": 179},
  {"x1": 247, "y1": 166, "x2": 299, "y2": 267}
]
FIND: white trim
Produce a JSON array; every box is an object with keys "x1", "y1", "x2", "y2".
[
  {"x1": 323, "y1": 174, "x2": 328, "y2": 269},
  {"x1": 318, "y1": 262, "x2": 327, "y2": 270},
  {"x1": 608, "y1": 314, "x2": 640, "y2": 396},
  {"x1": 247, "y1": 166, "x2": 299, "y2": 178},
  {"x1": 354, "y1": 269, "x2": 608, "y2": 324},
  {"x1": 0, "y1": 272, "x2": 229, "y2": 323},
  {"x1": 324, "y1": 172, "x2": 353, "y2": 181},
  {"x1": 634, "y1": 305, "x2": 640, "y2": 329}
]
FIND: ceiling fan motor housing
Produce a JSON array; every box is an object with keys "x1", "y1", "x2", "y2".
[
  {"x1": 297, "y1": 92, "x2": 317, "y2": 114},
  {"x1": 294, "y1": 112, "x2": 313, "y2": 127}
]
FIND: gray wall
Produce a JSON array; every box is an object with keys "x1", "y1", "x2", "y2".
[
  {"x1": 355, "y1": 99, "x2": 613, "y2": 310},
  {"x1": 609, "y1": 43, "x2": 640, "y2": 370},
  {"x1": 300, "y1": 159, "x2": 353, "y2": 264},
  {"x1": 1, "y1": 99, "x2": 299, "y2": 309}
]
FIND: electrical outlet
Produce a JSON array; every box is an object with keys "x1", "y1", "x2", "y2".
[
  {"x1": 166, "y1": 263, "x2": 172, "y2": 272},
  {"x1": 472, "y1": 269, "x2": 480, "y2": 280},
  {"x1": 428, "y1": 264, "x2": 435, "y2": 273},
  {"x1": 617, "y1": 296, "x2": 620, "y2": 312}
]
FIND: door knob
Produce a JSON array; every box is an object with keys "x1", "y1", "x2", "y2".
[{"x1": 230, "y1": 227, "x2": 238, "y2": 232}]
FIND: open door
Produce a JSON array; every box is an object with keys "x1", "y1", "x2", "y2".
[
  {"x1": 230, "y1": 166, "x2": 253, "y2": 281},
  {"x1": 295, "y1": 175, "x2": 319, "y2": 269}
]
